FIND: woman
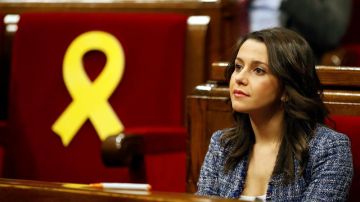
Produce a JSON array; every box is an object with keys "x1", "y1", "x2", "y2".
[{"x1": 196, "y1": 27, "x2": 353, "y2": 201}]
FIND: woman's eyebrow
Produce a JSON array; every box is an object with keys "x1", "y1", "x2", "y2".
[
  {"x1": 253, "y1": 60, "x2": 269, "y2": 66},
  {"x1": 236, "y1": 57, "x2": 268, "y2": 66},
  {"x1": 235, "y1": 57, "x2": 243, "y2": 62}
]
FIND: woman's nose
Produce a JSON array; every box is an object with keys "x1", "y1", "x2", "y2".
[{"x1": 235, "y1": 70, "x2": 248, "y2": 85}]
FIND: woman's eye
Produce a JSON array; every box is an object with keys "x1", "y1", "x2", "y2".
[
  {"x1": 254, "y1": 67, "x2": 265, "y2": 74},
  {"x1": 235, "y1": 64, "x2": 243, "y2": 70}
]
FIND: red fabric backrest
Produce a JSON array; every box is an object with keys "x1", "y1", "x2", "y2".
[
  {"x1": 5, "y1": 13, "x2": 187, "y2": 187},
  {"x1": 326, "y1": 115, "x2": 360, "y2": 202}
]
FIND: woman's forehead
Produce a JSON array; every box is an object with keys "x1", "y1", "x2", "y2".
[{"x1": 236, "y1": 39, "x2": 268, "y2": 64}]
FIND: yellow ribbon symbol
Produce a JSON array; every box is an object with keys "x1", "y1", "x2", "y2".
[{"x1": 52, "y1": 31, "x2": 125, "y2": 147}]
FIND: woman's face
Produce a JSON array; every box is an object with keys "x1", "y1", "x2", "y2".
[{"x1": 229, "y1": 39, "x2": 282, "y2": 114}]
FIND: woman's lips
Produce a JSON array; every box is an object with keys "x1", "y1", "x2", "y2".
[{"x1": 233, "y1": 89, "x2": 249, "y2": 97}]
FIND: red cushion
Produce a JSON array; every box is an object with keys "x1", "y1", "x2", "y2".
[
  {"x1": 340, "y1": 44, "x2": 360, "y2": 66},
  {"x1": 326, "y1": 115, "x2": 360, "y2": 202},
  {"x1": 5, "y1": 12, "x2": 187, "y2": 192}
]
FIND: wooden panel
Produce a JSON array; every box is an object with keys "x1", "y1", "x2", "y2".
[
  {"x1": 186, "y1": 95, "x2": 233, "y2": 193},
  {"x1": 317, "y1": 66, "x2": 360, "y2": 87},
  {"x1": 185, "y1": 17, "x2": 209, "y2": 96},
  {"x1": 210, "y1": 62, "x2": 228, "y2": 81},
  {"x1": 324, "y1": 90, "x2": 360, "y2": 115},
  {"x1": 0, "y1": 178, "x2": 240, "y2": 202}
]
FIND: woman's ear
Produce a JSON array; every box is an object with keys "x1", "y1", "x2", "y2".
[{"x1": 281, "y1": 91, "x2": 289, "y2": 103}]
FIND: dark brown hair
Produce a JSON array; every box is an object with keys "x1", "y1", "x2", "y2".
[{"x1": 221, "y1": 27, "x2": 329, "y2": 183}]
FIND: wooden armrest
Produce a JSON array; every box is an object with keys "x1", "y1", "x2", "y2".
[
  {"x1": 102, "y1": 129, "x2": 187, "y2": 166},
  {"x1": 101, "y1": 128, "x2": 186, "y2": 182}
]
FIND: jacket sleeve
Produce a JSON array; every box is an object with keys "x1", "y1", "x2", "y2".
[
  {"x1": 196, "y1": 130, "x2": 223, "y2": 196},
  {"x1": 302, "y1": 130, "x2": 353, "y2": 201},
  {"x1": 280, "y1": 0, "x2": 351, "y2": 49}
]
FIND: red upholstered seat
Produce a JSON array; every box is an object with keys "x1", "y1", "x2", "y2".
[
  {"x1": 4, "y1": 13, "x2": 187, "y2": 192},
  {"x1": 326, "y1": 115, "x2": 360, "y2": 202}
]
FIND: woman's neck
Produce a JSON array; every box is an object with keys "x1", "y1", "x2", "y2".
[{"x1": 249, "y1": 107, "x2": 284, "y2": 146}]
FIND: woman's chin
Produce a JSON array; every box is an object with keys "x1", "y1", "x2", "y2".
[{"x1": 231, "y1": 104, "x2": 250, "y2": 113}]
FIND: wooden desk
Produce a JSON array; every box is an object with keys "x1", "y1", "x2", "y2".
[
  {"x1": 186, "y1": 64, "x2": 360, "y2": 192},
  {"x1": 0, "y1": 178, "x2": 239, "y2": 202}
]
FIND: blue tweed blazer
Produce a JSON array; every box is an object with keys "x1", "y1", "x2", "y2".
[{"x1": 197, "y1": 126, "x2": 353, "y2": 201}]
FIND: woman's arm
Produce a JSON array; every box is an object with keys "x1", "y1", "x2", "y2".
[{"x1": 302, "y1": 129, "x2": 353, "y2": 201}]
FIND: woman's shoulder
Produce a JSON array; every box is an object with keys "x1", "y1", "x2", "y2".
[
  {"x1": 312, "y1": 125, "x2": 349, "y2": 143},
  {"x1": 210, "y1": 128, "x2": 234, "y2": 142},
  {"x1": 309, "y1": 125, "x2": 351, "y2": 153},
  {"x1": 208, "y1": 128, "x2": 235, "y2": 152}
]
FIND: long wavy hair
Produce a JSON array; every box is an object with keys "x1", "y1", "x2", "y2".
[{"x1": 221, "y1": 27, "x2": 329, "y2": 183}]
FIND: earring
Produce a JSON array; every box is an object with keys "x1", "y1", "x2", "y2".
[{"x1": 281, "y1": 96, "x2": 288, "y2": 103}]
